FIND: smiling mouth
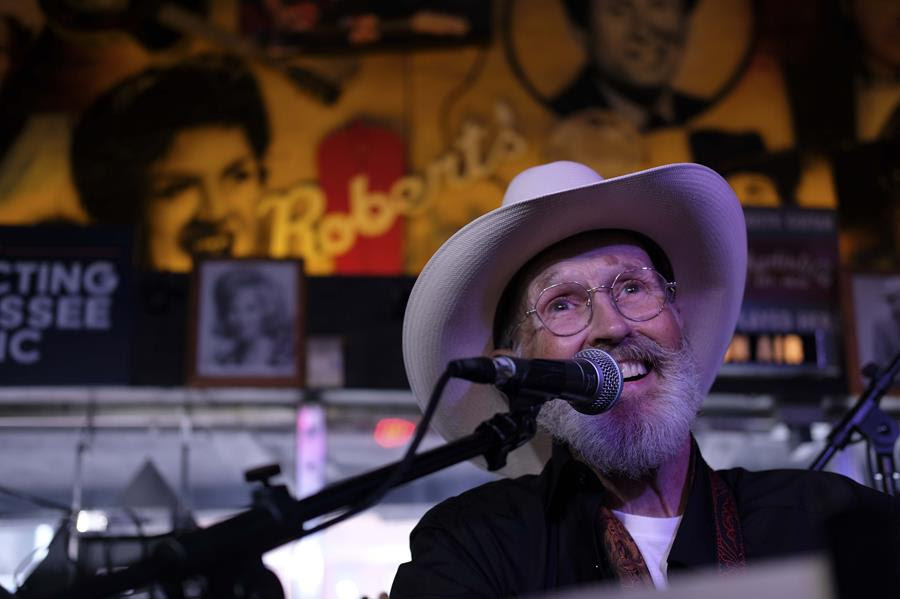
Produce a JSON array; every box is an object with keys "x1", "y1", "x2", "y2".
[
  {"x1": 619, "y1": 359, "x2": 652, "y2": 382},
  {"x1": 178, "y1": 221, "x2": 235, "y2": 257}
]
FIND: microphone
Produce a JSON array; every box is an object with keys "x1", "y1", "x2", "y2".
[{"x1": 447, "y1": 348, "x2": 623, "y2": 415}]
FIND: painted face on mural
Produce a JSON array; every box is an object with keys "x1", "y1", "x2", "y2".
[
  {"x1": 144, "y1": 126, "x2": 264, "y2": 272},
  {"x1": 587, "y1": 0, "x2": 690, "y2": 89}
]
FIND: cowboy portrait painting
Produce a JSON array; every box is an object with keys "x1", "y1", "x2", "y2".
[
  {"x1": 505, "y1": 0, "x2": 755, "y2": 133},
  {"x1": 550, "y1": 0, "x2": 705, "y2": 129}
]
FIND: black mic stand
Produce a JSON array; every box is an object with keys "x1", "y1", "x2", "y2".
[
  {"x1": 810, "y1": 351, "x2": 900, "y2": 495},
  {"x1": 28, "y1": 393, "x2": 544, "y2": 599}
]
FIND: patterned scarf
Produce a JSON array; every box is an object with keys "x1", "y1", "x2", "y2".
[{"x1": 597, "y1": 450, "x2": 746, "y2": 588}]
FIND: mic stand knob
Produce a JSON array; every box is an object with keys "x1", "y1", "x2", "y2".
[{"x1": 476, "y1": 390, "x2": 544, "y2": 471}]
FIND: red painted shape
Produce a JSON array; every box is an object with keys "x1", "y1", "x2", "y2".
[{"x1": 316, "y1": 120, "x2": 406, "y2": 274}]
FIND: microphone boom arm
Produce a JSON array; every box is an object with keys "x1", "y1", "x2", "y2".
[{"x1": 42, "y1": 388, "x2": 542, "y2": 598}]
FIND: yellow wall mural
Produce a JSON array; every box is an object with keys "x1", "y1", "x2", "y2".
[{"x1": 0, "y1": 0, "x2": 896, "y2": 276}]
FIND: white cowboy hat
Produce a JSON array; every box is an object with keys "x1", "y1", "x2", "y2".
[{"x1": 402, "y1": 161, "x2": 747, "y2": 477}]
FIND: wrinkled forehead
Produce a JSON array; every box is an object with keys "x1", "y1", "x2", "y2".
[
  {"x1": 492, "y1": 230, "x2": 673, "y2": 342},
  {"x1": 526, "y1": 235, "x2": 654, "y2": 288},
  {"x1": 521, "y1": 230, "x2": 672, "y2": 287}
]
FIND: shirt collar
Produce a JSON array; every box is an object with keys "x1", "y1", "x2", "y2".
[
  {"x1": 541, "y1": 441, "x2": 609, "y2": 515},
  {"x1": 669, "y1": 440, "x2": 720, "y2": 569},
  {"x1": 540, "y1": 437, "x2": 722, "y2": 570}
]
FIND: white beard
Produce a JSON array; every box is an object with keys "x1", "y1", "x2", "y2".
[{"x1": 537, "y1": 335, "x2": 703, "y2": 478}]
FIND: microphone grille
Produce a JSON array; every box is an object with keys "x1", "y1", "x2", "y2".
[{"x1": 575, "y1": 348, "x2": 623, "y2": 413}]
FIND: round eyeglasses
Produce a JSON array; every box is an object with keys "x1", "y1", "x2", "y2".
[{"x1": 521, "y1": 267, "x2": 677, "y2": 337}]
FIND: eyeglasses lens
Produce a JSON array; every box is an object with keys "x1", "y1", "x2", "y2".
[{"x1": 534, "y1": 269, "x2": 669, "y2": 334}]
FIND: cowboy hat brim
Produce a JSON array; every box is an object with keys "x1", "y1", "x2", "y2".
[{"x1": 402, "y1": 162, "x2": 747, "y2": 477}]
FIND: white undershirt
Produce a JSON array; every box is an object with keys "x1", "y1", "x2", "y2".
[{"x1": 611, "y1": 510, "x2": 682, "y2": 589}]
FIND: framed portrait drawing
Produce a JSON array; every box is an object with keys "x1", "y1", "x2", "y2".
[
  {"x1": 188, "y1": 258, "x2": 305, "y2": 387},
  {"x1": 842, "y1": 271, "x2": 900, "y2": 394}
]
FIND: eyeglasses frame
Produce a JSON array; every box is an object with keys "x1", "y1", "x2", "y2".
[{"x1": 517, "y1": 267, "x2": 677, "y2": 338}]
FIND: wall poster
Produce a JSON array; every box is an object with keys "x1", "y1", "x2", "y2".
[{"x1": 0, "y1": 225, "x2": 133, "y2": 384}]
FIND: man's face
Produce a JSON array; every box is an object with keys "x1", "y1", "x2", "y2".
[
  {"x1": 144, "y1": 126, "x2": 264, "y2": 272},
  {"x1": 509, "y1": 233, "x2": 702, "y2": 477},
  {"x1": 516, "y1": 239, "x2": 684, "y2": 396},
  {"x1": 588, "y1": 0, "x2": 689, "y2": 89}
]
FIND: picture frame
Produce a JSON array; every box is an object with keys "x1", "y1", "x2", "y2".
[
  {"x1": 188, "y1": 257, "x2": 305, "y2": 387},
  {"x1": 841, "y1": 270, "x2": 900, "y2": 394}
]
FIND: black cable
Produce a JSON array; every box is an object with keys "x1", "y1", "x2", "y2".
[
  {"x1": 102, "y1": 531, "x2": 113, "y2": 591},
  {"x1": 119, "y1": 504, "x2": 160, "y2": 598},
  {"x1": 122, "y1": 506, "x2": 150, "y2": 561},
  {"x1": 304, "y1": 369, "x2": 453, "y2": 536},
  {"x1": 0, "y1": 484, "x2": 72, "y2": 514},
  {"x1": 499, "y1": 0, "x2": 550, "y2": 113},
  {"x1": 3, "y1": 489, "x2": 71, "y2": 592},
  {"x1": 438, "y1": 44, "x2": 489, "y2": 145}
]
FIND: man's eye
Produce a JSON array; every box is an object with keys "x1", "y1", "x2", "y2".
[
  {"x1": 619, "y1": 281, "x2": 645, "y2": 295},
  {"x1": 226, "y1": 168, "x2": 251, "y2": 182},
  {"x1": 152, "y1": 180, "x2": 194, "y2": 200},
  {"x1": 224, "y1": 161, "x2": 255, "y2": 184},
  {"x1": 547, "y1": 296, "x2": 582, "y2": 312}
]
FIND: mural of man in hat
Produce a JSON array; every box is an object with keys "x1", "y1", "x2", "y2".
[
  {"x1": 70, "y1": 54, "x2": 270, "y2": 272},
  {"x1": 551, "y1": 0, "x2": 704, "y2": 130},
  {"x1": 392, "y1": 161, "x2": 900, "y2": 595}
]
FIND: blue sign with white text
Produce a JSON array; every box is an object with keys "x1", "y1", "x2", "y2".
[{"x1": 0, "y1": 226, "x2": 133, "y2": 384}]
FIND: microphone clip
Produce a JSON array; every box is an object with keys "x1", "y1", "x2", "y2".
[{"x1": 475, "y1": 408, "x2": 540, "y2": 471}]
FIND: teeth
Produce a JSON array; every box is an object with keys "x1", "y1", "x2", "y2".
[{"x1": 620, "y1": 361, "x2": 648, "y2": 380}]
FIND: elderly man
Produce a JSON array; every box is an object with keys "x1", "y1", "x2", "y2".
[{"x1": 391, "y1": 161, "x2": 900, "y2": 595}]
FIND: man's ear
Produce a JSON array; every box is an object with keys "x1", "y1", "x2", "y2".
[{"x1": 669, "y1": 301, "x2": 684, "y2": 328}]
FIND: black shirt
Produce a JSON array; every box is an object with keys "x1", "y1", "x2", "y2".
[{"x1": 391, "y1": 443, "x2": 900, "y2": 597}]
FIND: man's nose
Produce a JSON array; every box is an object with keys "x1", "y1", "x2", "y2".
[
  {"x1": 586, "y1": 291, "x2": 630, "y2": 346},
  {"x1": 195, "y1": 181, "x2": 228, "y2": 221}
]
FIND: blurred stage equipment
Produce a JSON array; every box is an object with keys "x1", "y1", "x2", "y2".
[
  {"x1": 810, "y1": 350, "x2": 900, "y2": 495},
  {"x1": 12, "y1": 352, "x2": 621, "y2": 597}
]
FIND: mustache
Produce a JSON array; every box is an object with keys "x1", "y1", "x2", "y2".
[{"x1": 598, "y1": 334, "x2": 683, "y2": 376}]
